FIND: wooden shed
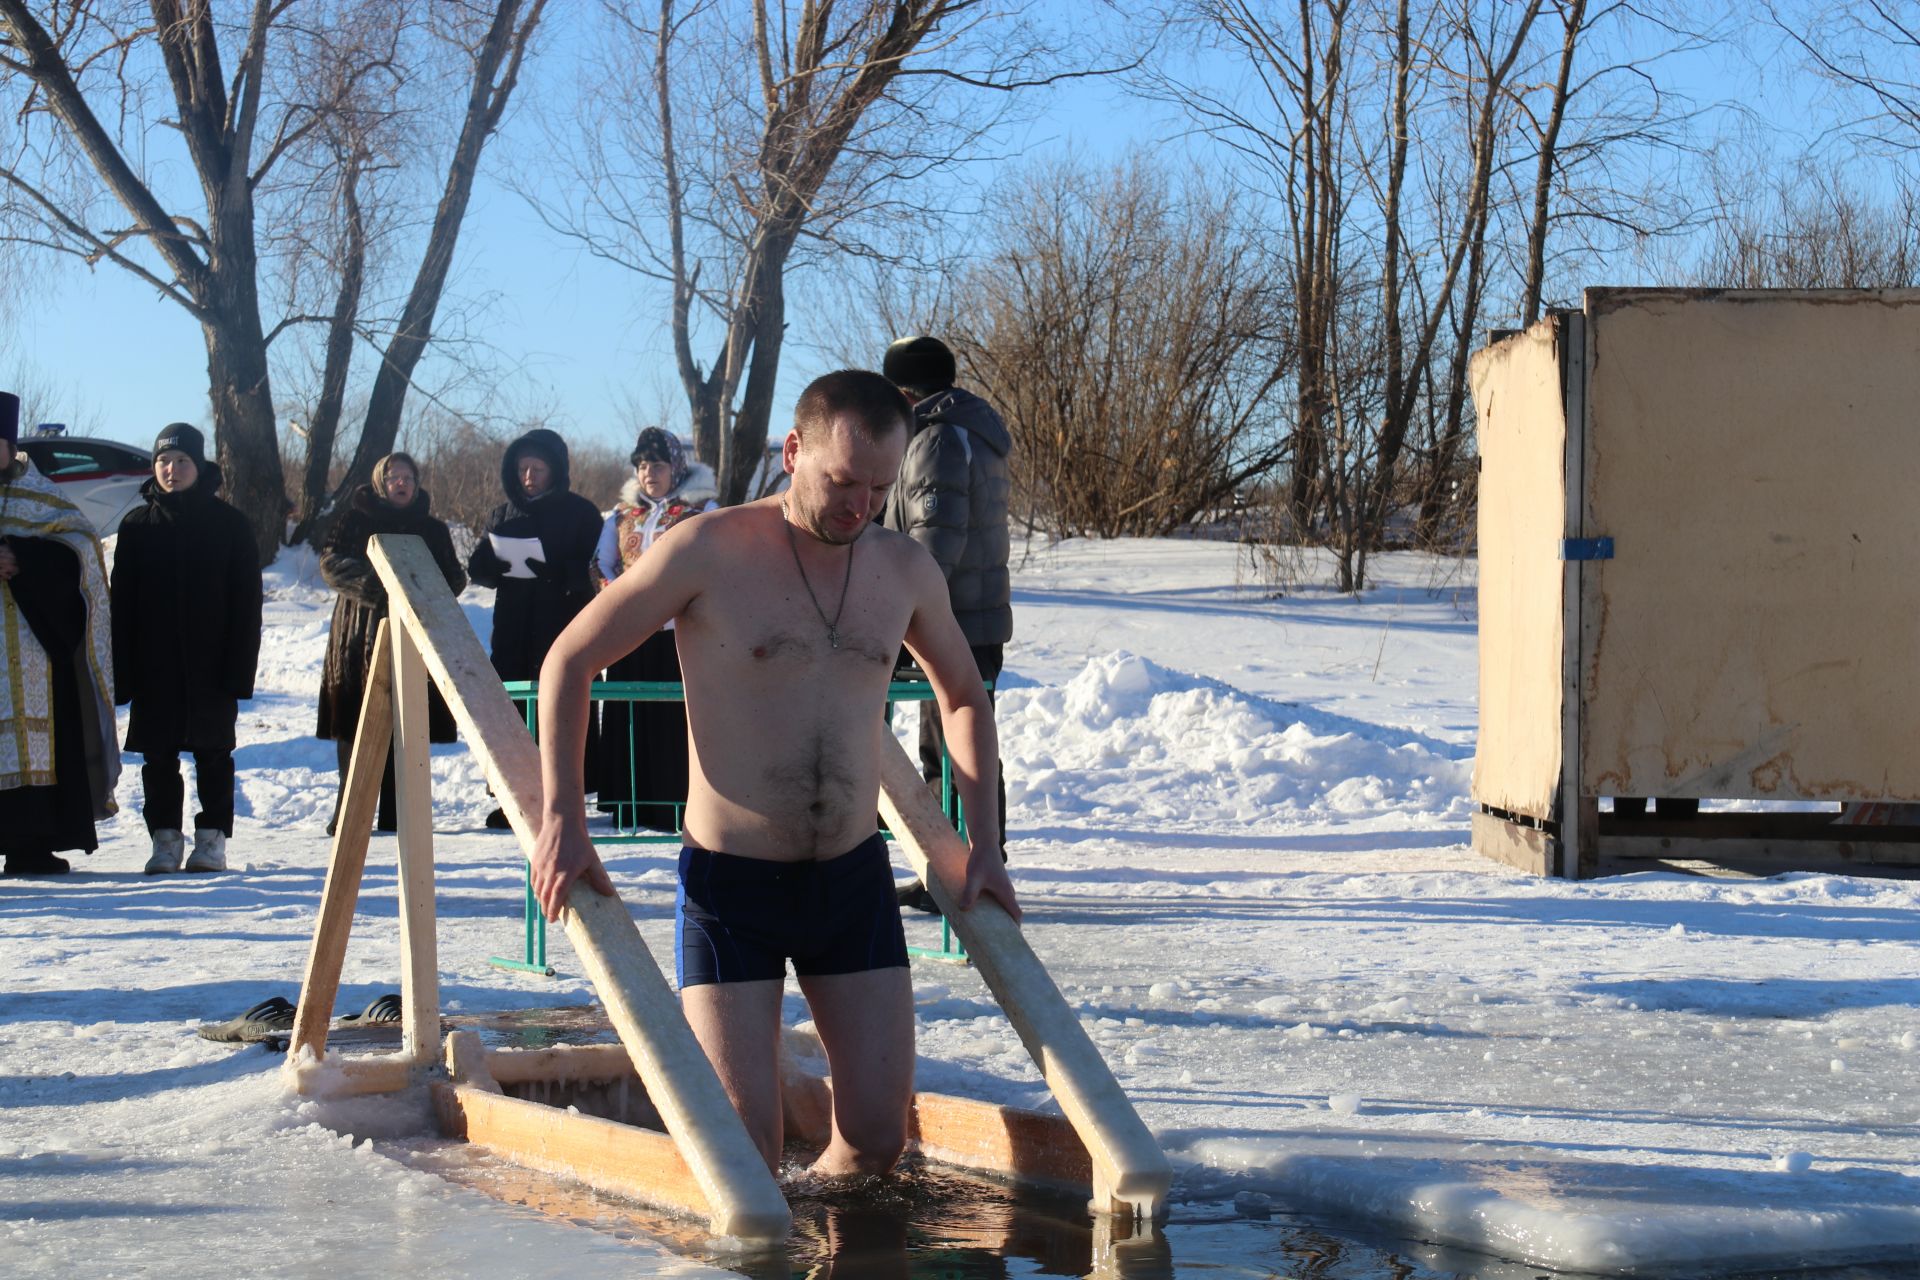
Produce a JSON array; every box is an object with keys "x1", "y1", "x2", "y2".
[{"x1": 1470, "y1": 288, "x2": 1920, "y2": 878}]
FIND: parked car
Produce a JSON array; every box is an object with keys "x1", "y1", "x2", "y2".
[{"x1": 20, "y1": 432, "x2": 153, "y2": 536}]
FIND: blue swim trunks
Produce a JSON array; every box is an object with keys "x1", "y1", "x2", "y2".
[{"x1": 675, "y1": 831, "x2": 910, "y2": 987}]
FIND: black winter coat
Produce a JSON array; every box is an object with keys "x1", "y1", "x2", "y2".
[
  {"x1": 465, "y1": 428, "x2": 603, "y2": 681},
  {"x1": 111, "y1": 465, "x2": 264, "y2": 754},
  {"x1": 317, "y1": 485, "x2": 466, "y2": 743},
  {"x1": 881, "y1": 386, "x2": 1014, "y2": 646}
]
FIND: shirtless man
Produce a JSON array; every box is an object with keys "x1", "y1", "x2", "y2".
[{"x1": 530, "y1": 369, "x2": 1021, "y2": 1180}]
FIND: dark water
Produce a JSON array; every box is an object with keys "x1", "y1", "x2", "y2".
[
  {"x1": 397, "y1": 1140, "x2": 1450, "y2": 1277},
  {"x1": 371, "y1": 1014, "x2": 1914, "y2": 1279},
  {"x1": 389, "y1": 1142, "x2": 1913, "y2": 1280}
]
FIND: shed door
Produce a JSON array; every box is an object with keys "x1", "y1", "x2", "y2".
[{"x1": 1471, "y1": 318, "x2": 1569, "y2": 822}]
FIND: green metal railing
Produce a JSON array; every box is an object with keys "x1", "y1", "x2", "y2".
[{"x1": 487, "y1": 677, "x2": 983, "y2": 976}]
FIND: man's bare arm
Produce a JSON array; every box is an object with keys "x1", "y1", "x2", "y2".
[
  {"x1": 901, "y1": 547, "x2": 1020, "y2": 922},
  {"x1": 530, "y1": 519, "x2": 707, "y2": 919}
]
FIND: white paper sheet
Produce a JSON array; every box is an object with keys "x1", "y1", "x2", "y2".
[{"x1": 487, "y1": 533, "x2": 545, "y2": 580}]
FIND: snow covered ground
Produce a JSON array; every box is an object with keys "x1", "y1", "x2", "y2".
[{"x1": 2, "y1": 538, "x2": 1916, "y2": 1278}]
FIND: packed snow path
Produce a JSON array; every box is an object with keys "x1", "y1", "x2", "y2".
[{"x1": 2, "y1": 540, "x2": 1915, "y2": 1277}]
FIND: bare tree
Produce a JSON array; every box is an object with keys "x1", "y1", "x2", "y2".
[
  {"x1": 1363, "y1": 0, "x2": 1543, "y2": 577},
  {"x1": 1178, "y1": 0, "x2": 1363, "y2": 537},
  {"x1": 522, "y1": 0, "x2": 1117, "y2": 506},
  {"x1": 1774, "y1": 0, "x2": 1920, "y2": 153},
  {"x1": 1695, "y1": 157, "x2": 1920, "y2": 286},
  {"x1": 0, "y1": 0, "x2": 544, "y2": 562},
  {"x1": 1155, "y1": 0, "x2": 1705, "y2": 587},
  {"x1": 1167, "y1": 1, "x2": 1538, "y2": 588},
  {"x1": 951, "y1": 155, "x2": 1285, "y2": 538}
]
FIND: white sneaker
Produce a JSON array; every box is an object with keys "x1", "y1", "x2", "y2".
[
  {"x1": 185, "y1": 829, "x2": 228, "y2": 873},
  {"x1": 145, "y1": 829, "x2": 186, "y2": 875}
]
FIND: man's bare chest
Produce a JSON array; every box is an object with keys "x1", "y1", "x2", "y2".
[{"x1": 684, "y1": 553, "x2": 909, "y2": 674}]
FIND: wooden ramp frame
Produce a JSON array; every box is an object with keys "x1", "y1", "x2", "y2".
[{"x1": 285, "y1": 533, "x2": 1169, "y2": 1239}]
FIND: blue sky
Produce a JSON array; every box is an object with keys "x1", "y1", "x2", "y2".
[
  {"x1": 9, "y1": 8, "x2": 1156, "y2": 454},
  {"x1": 4, "y1": 5, "x2": 1846, "y2": 456}
]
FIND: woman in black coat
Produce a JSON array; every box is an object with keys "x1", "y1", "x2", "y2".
[
  {"x1": 466, "y1": 428, "x2": 602, "y2": 828},
  {"x1": 317, "y1": 452, "x2": 466, "y2": 834},
  {"x1": 111, "y1": 423, "x2": 262, "y2": 875}
]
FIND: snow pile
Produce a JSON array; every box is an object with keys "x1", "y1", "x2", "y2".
[{"x1": 1000, "y1": 651, "x2": 1471, "y2": 827}]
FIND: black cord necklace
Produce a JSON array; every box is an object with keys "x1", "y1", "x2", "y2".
[{"x1": 781, "y1": 499, "x2": 854, "y2": 650}]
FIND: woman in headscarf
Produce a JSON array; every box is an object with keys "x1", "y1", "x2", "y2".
[
  {"x1": 592, "y1": 428, "x2": 716, "y2": 831},
  {"x1": 0, "y1": 391, "x2": 119, "y2": 876},
  {"x1": 317, "y1": 452, "x2": 466, "y2": 834},
  {"x1": 111, "y1": 422, "x2": 262, "y2": 874},
  {"x1": 466, "y1": 427, "x2": 602, "y2": 828}
]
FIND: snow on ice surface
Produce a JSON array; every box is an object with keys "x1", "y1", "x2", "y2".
[{"x1": 4, "y1": 539, "x2": 1919, "y2": 1278}]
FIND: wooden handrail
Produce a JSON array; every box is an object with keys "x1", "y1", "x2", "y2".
[{"x1": 366, "y1": 534, "x2": 790, "y2": 1242}]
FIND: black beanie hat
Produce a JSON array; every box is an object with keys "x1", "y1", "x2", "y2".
[
  {"x1": 153, "y1": 422, "x2": 207, "y2": 466},
  {"x1": 0, "y1": 391, "x2": 17, "y2": 446},
  {"x1": 882, "y1": 336, "x2": 957, "y2": 394}
]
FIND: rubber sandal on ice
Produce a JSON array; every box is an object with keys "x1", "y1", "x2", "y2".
[
  {"x1": 260, "y1": 993, "x2": 405, "y2": 1053},
  {"x1": 333, "y1": 993, "x2": 402, "y2": 1026},
  {"x1": 196, "y1": 995, "x2": 298, "y2": 1043}
]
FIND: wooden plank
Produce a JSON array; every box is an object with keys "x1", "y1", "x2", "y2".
[
  {"x1": 1598, "y1": 835, "x2": 1920, "y2": 873},
  {"x1": 877, "y1": 739, "x2": 1170, "y2": 1220},
  {"x1": 1472, "y1": 810, "x2": 1553, "y2": 876},
  {"x1": 486, "y1": 1043, "x2": 635, "y2": 1087},
  {"x1": 445, "y1": 1032, "x2": 502, "y2": 1093},
  {"x1": 392, "y1": 619, "x2": 441, "y2": 1066},
  {"x1": 366, "y1": 533, "x2": 791, "y2": 1243},
  {"x1": 284, "y1": 1053, "x2": 414, "y2": 1098},
  {"x1": 1467, "y1": 317, "x2": 1568, "y2": 823},
  {"x1": 561, "y1": 888, "x2": 792, "y2": 1240},
  {"x1": 495, "y1": 1043, "x2": 1094, "y2": 1195},
  {"x1": 431, "y1": 1083, "x2": 713, "y2": 1226},
  {"x1": 1598, "y1": 811, "x2": 1920, "y2": 841},
  {"x1": 366, "y1": 535, "x2": 545, "y2": 843},
  {"x1": 1560, "y1": 309, "x2": 1588, "y2": 880},
  {"x1": 479, "y1": 1043, "x2": 1095, "y2": 1200},
  {"x1": 1574, "y1": 794, "x2": 1599, "y2": 880},
  {"x1": 911, "y1": 1092, "x2": 1093, "y2": 1195},
  {"x1": 288, "y1": 619, "x2": 396, "y2": 1066}
]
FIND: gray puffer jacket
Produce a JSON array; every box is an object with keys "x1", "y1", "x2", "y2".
[{"x1": 883, "y1": 386, "x2": 1013, "y2": 646}]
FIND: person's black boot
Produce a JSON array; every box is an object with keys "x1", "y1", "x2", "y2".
[
  {"x1": 896, "y1": 878, "x2": 941, "y2": 915},
  {"x1": 4, "y1": 849, "x2": 72, "y2": 876}
]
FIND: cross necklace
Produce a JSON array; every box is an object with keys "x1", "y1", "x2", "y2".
[{"x1": 780, "y1": 499, "x2": 854, "y2": 650}]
